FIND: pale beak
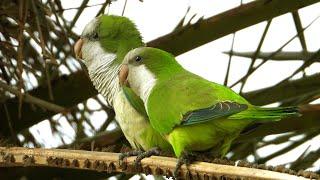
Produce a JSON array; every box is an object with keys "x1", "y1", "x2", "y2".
[
  {"x1": 74, "y1": 38, "x2": 84, "y2": 59},
  {"x1": 119, "y1": 64, "x2": 129, "y2": 86}
]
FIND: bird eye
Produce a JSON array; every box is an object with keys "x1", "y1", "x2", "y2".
[
  {"x1": 92, "y1": 32, "x2": 99, "y2": 40},
  {"x1": 135, "y1": 56, "x2": 142, "y2": 62}
]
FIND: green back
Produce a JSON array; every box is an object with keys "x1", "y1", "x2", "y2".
[{"x1": 147, "y1": 71, "x2": 250, "y2": 134}]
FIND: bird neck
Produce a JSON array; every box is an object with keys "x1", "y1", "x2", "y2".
[
  {"x1": 87, "y1": 54, "x2": 120, "y2": 107},
  {"x1": 84, "y1": 40, "x2": 144, "y2": 106},
  {"x1": 128, "y1": 64, "x2": 158, "y2": 104},
  {"x1": 152, "y1": 63, "x2": 185, "y2": 81}
]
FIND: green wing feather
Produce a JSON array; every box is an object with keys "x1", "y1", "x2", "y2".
[
  {"x1": 181, "y1": 101, "x2": 248, "y2": 126},
  {"x1": 122, "y1": 86, "x2": 148, "y2": 117},
  {"x1": 147, "y1": 72, "x2": 250, "y2": 134},
  {"x1": 229, "y1": 106, "x2": 300, "y2": 121},
  {"x1": 147, "y1": 72, "x2": 299, "y2": 134}
]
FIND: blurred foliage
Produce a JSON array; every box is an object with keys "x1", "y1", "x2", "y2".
[{"x1": 0, "y1": 0, "x2": 319, "y2": 179}]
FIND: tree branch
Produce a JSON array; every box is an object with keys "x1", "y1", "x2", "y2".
[
  {"x1": 0, "y1": 147, "x2": 312, "y2": 179},
  {"x1": 237, "y1": 104, "x2": 320, "y2": 142},
  {"x1": 147, "y1": 0, "x2": 320, "y2": 56},
  {"x1": 224, "y1": 51, "x2": 319, "y2": 61},
  {"x1": 0, "y1": 71, "x2": 96, "y2": 137},
  {"x1": 58, "y1": 127, "x2": 123, "y2": 150},
  {"x1": 242, "y1": 73, "x2": 320, "y2": 105},
  {"x1": 0, "y1": 81, "x2": 65, "y2": 113}
]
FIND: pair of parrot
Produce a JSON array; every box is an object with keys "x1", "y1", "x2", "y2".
[{"x1": 74, "y1": 15, "x2": 299, "y2": 177}]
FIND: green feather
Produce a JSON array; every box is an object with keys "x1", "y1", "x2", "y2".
[
  {"x1": 230, "y1": 106, "x2": 300, "y2": 121},
  {"x1": 124, "y1": 47, "x2": 300, "y2": 157},
  {"x1": 122, "y1": 86, "x2": 148, "y2": 117},
  {"x1": 98, "y1": 15, "x2": 144, "y2": 62},
  {"x1": 147, "y1": 72, "x2": 250, "y2": 134},
  {"x1": 181, "y1": 101, "x2": 248, "y2": 126}
]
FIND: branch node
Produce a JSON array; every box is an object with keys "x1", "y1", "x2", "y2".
[
  {"x1": 165, "y1": 168, "x2": 173, "y2": 178},
  {"x1": 3, "y1": 153, "x2": 15, "y2": 163},
  {"x1": 83, "y1": 159, "x2": 91, "y2": 168},
  {"x1": 62, "y1": 158, "x2": 70, "y2": 167},
  {"x1": 155, "y1": 166, "x2": 163, "y2": 175},
  {"x1": 203, "y1": 173, "x2": 209, "y2": 180},
  {"x1": 93, "y1": 160, "x2": 106, "y2": 172},
  {"x1": 143, "y1": 165, "x2": 152, "y2": 175},
  {"x1": 22, "y1": 155, "x2": 35, "y2": 166},
  {"x1": 108, "y1": 162, "x2": 116, "y2": 173},
  {"x1": 71, "y1": 159, "x2": 79, "y2": 168}
]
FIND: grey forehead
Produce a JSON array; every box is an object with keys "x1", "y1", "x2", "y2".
[
  {"x1": 124, "y1": 47, "x2": 148, "y2": 63},
  {"x1": 130, "y1": 47, "x2": 147, "y2": 55},
  {"x1": 128, "y1": 48, "x2": 143, "y2": 57},
  {"x1": 81, "y1": 17, "x2": 99, "y2": 37}
]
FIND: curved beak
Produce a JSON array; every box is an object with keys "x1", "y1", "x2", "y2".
[
  {"x1": 74, "y1": 38, "x2": 84, "y2": 59},
  {"x1": 119, "y1": 64, "x2": 129, "y2": 86}
]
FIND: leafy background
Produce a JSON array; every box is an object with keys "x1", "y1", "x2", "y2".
[{"x1": 0, "y1": 0, "x2": 320, "y2": 179}]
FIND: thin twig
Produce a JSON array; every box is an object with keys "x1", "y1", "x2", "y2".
[
  {"x1": 223, "y1": 0, "x2": 243, "y2": 86},
  {"x1": 69, "y1": 0, "x2": 90, "y2": 30},
  {"x1": 239, "y1": 19, "x2": 272, "y2": 92},
  {"x1": 224, "y1": 51, "x2": 319, "y2": 61},
  {"x1": 290, "y1": 147, "x2": 320, "y2": 170},
  {"x1": 0, "y1": 81, "x2": 66, "y2": 113},
  {"x1": 3, "y1": 104, "x2": 18, "y2": 143},
  {"x1": 30, "y1": 1, "x2": 55, "y2": 101},
  {"x1": 17, "y1": 0, "x2": 28, "y2": 119},
  {"x1": 223, "y1": 33, "x2": 235, "y2": 86},
  {"x1": 30, "y1": 0, "x2": 45, "y2": 55},
  {"x1": 0, "y1": 57, "x2": 10, "y2": 84},
  {"x1": 54, "y1": 2, "x2": 106, "y2": 12},
  {"x1": 96, "y1": 1, "x2": 112, "y2": 17},
  {"x1": 256, "y1": 132, "x2": 317, "y2": 164},
  {"x1": 275, "y1": 48, "x2": 320, "y2": 85},
  {"x1": 292, "y1": 11, "x2": 308, "y2": 51},
  {"x1": 121, "y1": 0, "x2": 128, "y2": 16},
  {"x1": 229, "y1": 14, "x2": 320, "y2": 88},
  {"x1": 292, "y1": 10, "x2": 308, "y2": 77},
  {"x1": 58, "y1": 128, "x2": 122, "y2": 150}
]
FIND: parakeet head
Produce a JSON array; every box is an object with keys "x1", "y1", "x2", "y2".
[
  {"x1": 75, "y1": 15, "x2": 143, "y2": 67},
  {"x1": 74, "y1": 15, "x2": 144, "y2": 106},
  {"x1": 119, "y1": 47, "x2": 183, "y2": 101}
]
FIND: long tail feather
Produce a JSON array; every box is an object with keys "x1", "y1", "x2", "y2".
[{"x1": 229, "y1": 106, "x2": 300, "y2": 122}]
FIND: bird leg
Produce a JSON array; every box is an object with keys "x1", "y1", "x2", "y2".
[
  {"x1": 119, "y1": 149, "x2": 143, "y2": 169},
  {"x1": 118, "y1": 147, "x2": 161, "y2": 170},
  {"x1": 134, "y1": 147, "x2": 161, "y2": 168},
  {"x1": 174, "y1": 151, "x2": 196, "y2": 179}
]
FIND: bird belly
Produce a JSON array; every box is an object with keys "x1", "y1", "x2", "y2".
[
  {"x1": 114, "y1": 91, "x2": 171, "y2": 151},
  {"x1": 167, "y1": 118, "x2": 248, "y2": 157}
]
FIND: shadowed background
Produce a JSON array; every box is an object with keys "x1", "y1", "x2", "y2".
[{"x1": 0, "y1": 0, "x2": 320, "y2": 179}]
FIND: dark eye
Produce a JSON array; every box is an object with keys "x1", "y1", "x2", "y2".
[
  {"x1": 135, "y1": 56, "x2": 142, "y2": 62},
  {"x1": 92, "y1": 32, "x2": 99, "y2": 40}
]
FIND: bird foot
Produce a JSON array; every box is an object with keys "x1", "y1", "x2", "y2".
[
  {"x1": 119, "y1": 149, "x2": 143, "y2": 170},
  {"x1": 174, "y1": 151, "x2": 196, "y2": 179},
  {"x1": 118, "y1": 147, "x2": 161, "y2": 171},
  {"x1": 134, "y1": 147, "x2": 161, "y2": 171}
]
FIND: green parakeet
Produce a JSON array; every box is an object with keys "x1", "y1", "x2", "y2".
[
  {"x1": 74, "y1": 15, "x2": 172, "y2": 153},
  {"x1": 119, "y1": 47, "x2": 299, "y2": 158}
]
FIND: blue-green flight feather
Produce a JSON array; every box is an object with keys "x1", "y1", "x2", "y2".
[{"x1": 181, "y1": 101, "x2": 248, "y2": 126}]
